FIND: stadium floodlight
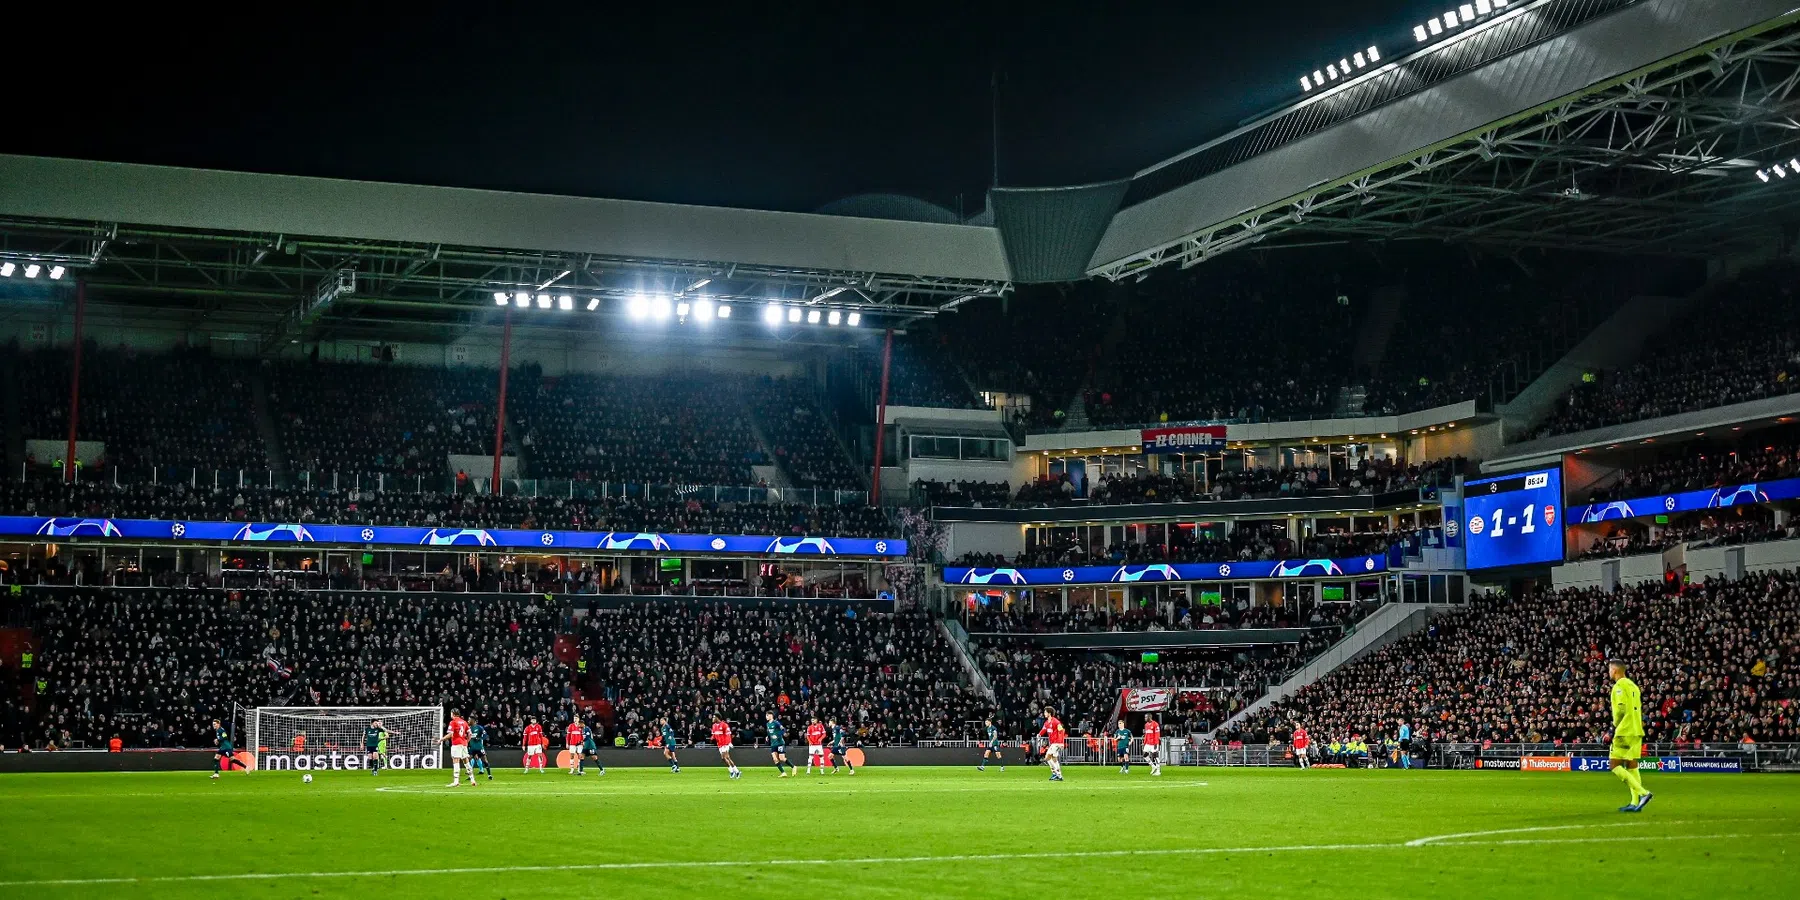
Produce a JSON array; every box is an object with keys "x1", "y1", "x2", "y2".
[
  {"x1": 1414, "y1": 24, "x2": 1429, "y2": 41},
  {"x1": 846, "y1": 311, "x2": 860, "y2": 327},
  {"x1": 1428, "y1": 17, "x2": 1443, "y2": 34},
  {"x1": 628, "y1": 294, "x2": 650, "y2": 319},
  {"x1": 46, "y1": 265, "x2": 65, "y2": 281},
  {"x1": 1353, "y1": 51, "x2": 1366, "y2": 68},
  {"x1": 1476, "y1": 0, "x2": 1492, "y2": 13},
  {"x1": 586, "y1": 297, "x2": 600, "y2": 311},
  {"x1": 1339, "y1": 58, "x2": 1351, "y2": 74},
  {"x1": 24, "y1": 264, "x2": 41, "y2": 278},
  {"x1": 827, "y1": 309, "x2": 842, "y2": 326},
  {"x1": 1368, "y1": 46, "x2": 1379, "y2": 62},
  {"x1": 1443, "y1": 10, "x2": 1459, "y2": 28},
  {"x1": 1776, "y1": 164, "x2": 1790, "y2": 178},
  {"x1": 513, "y1": 292, "x2": 530, "y2": 308},
  {"x1": 694, "y1": 299, "x2": 713, "y2": 321},
  {"x1": 763, "y1": 303, "x2": 782, "y2": 325},
  {"x1": 1326, "y1": 63, "x2": 1338, "y2": 80},
  {"x1": 533, "y1": 293, "x2": 550, "y2": 309},
  {"x1": 1758, "y1": 169, "x2": 1771, "y2": 183},
  {"x1": 676, "y1": 301, "x2": 691, "y2": 319},
  {"x1": 1313, "y1": 70, "x2": 1325, "y2": 86},
  {"x1": 1300, "y1": 75, "x2": 1312, "y2": 91},
  {"x1": 651, "y1": 295, "x2": 672, "y2": 320},
  {"x1": 493, "y1": 292, "x2": 509, "y2": 305},
  {"x1": 717, "y1": 303, "x2": 731, "y2": 318},
  {"x1": 0, "y1": 262, "x2": 13, "y2": 277},
  {"x1": 1791, "y1": 158, "x2": 1799, "y2": 171},
  {"x1": 1460, "y1": 3, "x2": 1475, "y2": 21},
  {"x1": 787, "y1": 307, "x2": 802, "y2": 323},
  {"x1": 557, "y1": 295, "x2": 573, "y2": 311},
  {"x1": 806, "y1": 309, "x2": 821, "y2": 324}
]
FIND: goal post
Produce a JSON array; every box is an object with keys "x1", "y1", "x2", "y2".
[{"x1": 248, "y1": 706, "x2": 444, "y2": 772}]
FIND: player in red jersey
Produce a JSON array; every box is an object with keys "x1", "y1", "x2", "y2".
[
  {"x1": 566, "y1": 718, "x2": 589, "y2": 776},
  {"x1": 1292, "y1": 724, "x2": 1311, "y2": 769},
  {"x1": 522, "y1": 717, "x2": 547, "y2": 773},
  {"x1": 710, "y1": 713, "x2": 742, "y2": 779},
  {"x1": 443, "y1": 709, "x2": 472, "y2": 787},
  {"x1": 1038, "y1": 707, "x2": 1068, "y2": 782},
  {"x1": 1142, "y1": 718, "x2": 1163, "y2": 777},
  {"x1": 804, "y1": 717, "x2": 828, "y2": 775}
]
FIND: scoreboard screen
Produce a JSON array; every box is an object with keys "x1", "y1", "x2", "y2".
[{"x1": 1464, "y1": 466, "x2": 1562, "y2": 570}]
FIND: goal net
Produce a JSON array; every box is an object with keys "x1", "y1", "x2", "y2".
[{"x1": 249, "y1": 706, "x2": 444, "y2": 772}]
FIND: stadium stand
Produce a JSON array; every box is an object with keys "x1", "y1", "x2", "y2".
[
  {"x1": 1580, "y1": 436, "x2": 1800, "y2": 504},
  {"x1": 1573, "y1": 516, "x2": 1796, "y2": 561},
  {"x1": 20, "y1": 347, "x2": 266, "y2": 472},
  {"x1": 8, "y1": 588, "x2": 566, "y2": 750},
  {"x1": 953, "y1": 523, "x2": 1418, "y2": 568},
  {"x1": 1535, "y1": 263, "x2": 1800, "y2": 437},
  {"x1": 876, "y1": 332, "x2": 981, "y2": 410},
  {"x1": 267, "y1": 359, "x2": 498, "y2": 478},
  {"x1": 510, "y1": 367, "x2": 766, "y2": 484},
  {"x1": 1222, "y1": 571, "x2": 1800, "y2": 746},
  {"x1": 946, "y1": 284, "x2": 1112, "y2": 428},
  {"x1": 751, "y1": 377, "x2": 864, "y2": 490},
  {"x1": 575, "y1": 600, "x2": 989, "y2": 746}
]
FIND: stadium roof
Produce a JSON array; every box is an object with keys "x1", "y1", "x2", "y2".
[{"x1": 1088, "y1": 0, "x2": 1800, "y2": 278}]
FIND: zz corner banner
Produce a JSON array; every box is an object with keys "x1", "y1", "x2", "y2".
[
  {"x1": 1140, "y1": 425, "x2": 1226, "y2": 454},
  {"x1": 1122, "y1": 688, "x2": 1173, "y2": 712}
]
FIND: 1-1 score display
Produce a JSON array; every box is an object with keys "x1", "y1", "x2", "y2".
[{"x1": 1464, "y1": 467, "x2": 1562, "y2": 569}]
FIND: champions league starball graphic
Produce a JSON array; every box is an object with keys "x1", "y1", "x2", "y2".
[
  {"x1": 1274, "y1": 559, "x2": 1346, "y2": 577},
  {"x1": 231, "y1": 523, "x2": 315, "y2": 542},
  {"x1": 765, "y1": 536, "x2": 837, "y2": 554},
  {"x1": 419, "y1": 528, "x2": 499, "y2": 546},
  {"x1": 1709, "y1": 484, "x2": 1771, "y2": 508},
  {"x1": 1112, "y1": 563, "x2": 1181, "y2": 582},
  {"x1": 956, "y1": 568, "x2": 1028, "y2": 585}
]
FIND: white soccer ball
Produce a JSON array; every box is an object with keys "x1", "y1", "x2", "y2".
[{"x1": 302, "y1": 773, "x2": 313, "y2": 783}]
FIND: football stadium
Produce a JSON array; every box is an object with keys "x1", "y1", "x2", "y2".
[{"x1": 3, "y1": 1, "x2": 1800, "y2": 895}]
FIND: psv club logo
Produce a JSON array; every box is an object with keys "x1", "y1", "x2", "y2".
[
  {"x1": 1467, "y1": 514, "x2": 1484, "y2": 536},
  {"x1": 1543, "y1": 505, "x2": 1557, "y2": 527}
]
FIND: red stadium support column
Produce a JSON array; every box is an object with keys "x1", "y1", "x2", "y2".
[
  {"x1": 490, "y1": 310, "x2": 513, "y2": 496},
  {"x1": 64, "y1": 280, "x2": 86, "y2": 483},
  {"x1": 870, "y1": 326, "x2": 894, "y2": 506}
]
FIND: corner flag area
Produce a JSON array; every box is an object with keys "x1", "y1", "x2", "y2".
[{"x1": 1, "y1": 768, "x2": 1793, "y2": 896}]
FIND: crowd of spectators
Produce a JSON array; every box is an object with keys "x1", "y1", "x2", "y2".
[
  {"x1": 944, "y1": 284, "x2": 1110, "y2": 428},
  {"x1": 1224, "y1": 570, "x2": 1800, "y2": 746},
  {"x1": 952, "y1": 522, "x2": 1420, "y2": 569},
  {"x1": 964, "y1": 597, "x2": 1369, "y2": 636},
  {"x1": 1535, "y1": 263, "x2": 1800, "y2": 437},
  {"x1": 866, "y1": 332, "x2": 981, "y2": 410},
  {"x1": 0, "y1": 479, "x2": 896, "y2": 538},
  {"x1": 913, "y1": 479, "x2": 1011, "y2": 508},
  {"x1": 578, "y1": 600, "x2": 990, "y2": 746},
  {"x1": 1005, "y1": 458, "x2": 1461, "y2": 509},
  {"x1": 19, "y1": 346, "x2": 267, "y2": 472},
  {"x1": 6, "y1": 587, "x2": 566, "y2": 750},
  {"x1": 1574, "y1": 515, "x2": 1798, "y2": 561},
  {"x1": 1584, "y1": 437, "x2": 1800, "y2": 504},
  {"x1": 269, "y1": 359, "x2": 498, "y2": 479},
  {"x1": 512, "y1": 367, "x2": 765, "y2": 485},
  {"x1": 752, "y1": 377, "x2": 863, "y2": 490}
]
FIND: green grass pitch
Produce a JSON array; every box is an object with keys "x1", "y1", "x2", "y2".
[{"x1": 0, "y1": 765, "x2": 1795, "y2": 898}]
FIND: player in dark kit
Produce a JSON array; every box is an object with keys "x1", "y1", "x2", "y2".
[
  {"x1": 978, "y1": 718, "x2": 1005, "y2": 772},
  {"x1": 1114, "y1": 722, "x2": 1133, "y2": 773},
  {"x1": 827, "y1": 717, "x2": 855, "y2": 775},
  {"x1": 210, "y1": 719, "x2": 246, "y2": 779},
  {"x1": 467, "y1": 720, "x2": 494, "y2": 780},
  {"x1": 765, "y1": 712, "x2": 794, "y2": 777},
  {"x1": 659, "y1": 717, "x2": 680, "y2": 773},
  {"x1": 363, "y1": 719, "x2": 390, "y2": 776}
]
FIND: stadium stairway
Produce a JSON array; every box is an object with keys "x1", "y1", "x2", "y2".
[
  {"x1": 1206, "y1": 601, "x2": 1457, "y2": 738},
  {"x1": 1495, "y1": 292, "x2": 1698, "y2": 436},
  {"x1": 248, "y1": 365, "x2": 288, "y2": 482},
  {"x1": 937, "y1": 617, "x2": 997, "y2": 703},
  {"x1": 1, "y1": 346, "x2": 21, "y2": 475}
]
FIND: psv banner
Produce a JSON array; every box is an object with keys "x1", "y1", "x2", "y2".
[{"x1": 1122, "y1": 688, "x2": 1173, "y2": 712}]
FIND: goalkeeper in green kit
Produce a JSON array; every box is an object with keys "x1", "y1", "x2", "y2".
[{"x1": 1607, "y1": 660, "x2": 1652, "y2": 812}]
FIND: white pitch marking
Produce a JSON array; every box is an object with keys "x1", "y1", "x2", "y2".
[
  {"x1": 372, "y1": 780, "x2": 1209, "y2": 797},
  {"x1": 1405, "y1": 821, "x2": 1661, "y2": 846},
  {"x1": 0, "y1": 828, "x2": 1787, "y2": 888}
]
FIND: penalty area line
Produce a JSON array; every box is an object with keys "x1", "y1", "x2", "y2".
[{"x1": 1, "y1": 828, "x2": 1787, "y2": 888}]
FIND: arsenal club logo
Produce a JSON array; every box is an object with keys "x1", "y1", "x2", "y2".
[{"x1": 1543, "y1": 505, "x2": 1557, "y2": 527}]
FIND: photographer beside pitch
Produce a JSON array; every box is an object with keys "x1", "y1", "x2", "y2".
[{"x1": 1607, "y1": 660, "x2": 1653, "y2": 813}]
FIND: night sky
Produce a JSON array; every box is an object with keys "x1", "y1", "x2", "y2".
[{"x1": 10, "y1": 2, "x2": 1460, "y2": 214}]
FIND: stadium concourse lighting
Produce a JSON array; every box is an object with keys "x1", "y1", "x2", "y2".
[
  {"x1": 763, "y1": 302, "x2": 782, "y2": 325},
  {"x1": 557, "y1": 295, "x2": 573, "y2": 311},
  {"x1": 493, "y1": 292, "x2": 509, "y2": 305},
  {"x1": 846, "y1": 311, "x2": 860, "y2": 326}
]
